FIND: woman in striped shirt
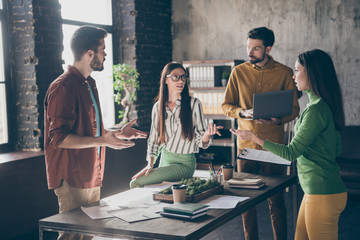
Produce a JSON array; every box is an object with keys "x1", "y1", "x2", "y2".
[{"x1": 130, "y1": 62, "x2": 222, "y2": 188}]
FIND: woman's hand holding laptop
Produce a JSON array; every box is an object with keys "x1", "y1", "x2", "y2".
[
  {"x1": 240, "y1": 109, "x2": 253, "y2": 118},
  {"x1": 240, "y1": 109, "x2": 282, "y2": 125}
]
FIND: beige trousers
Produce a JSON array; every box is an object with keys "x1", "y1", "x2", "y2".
[{"x1": 54, "y1": 180, "x2": 101, "y2": 240}]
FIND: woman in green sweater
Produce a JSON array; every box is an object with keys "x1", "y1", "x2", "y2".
[{"x1": 230, "y1": 49, "x2": 347, "y2": 240}]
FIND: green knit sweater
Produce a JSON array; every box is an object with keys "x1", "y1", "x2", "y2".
[{"x1": 263, "y1": 90, "x2": 346, "y2": 194}]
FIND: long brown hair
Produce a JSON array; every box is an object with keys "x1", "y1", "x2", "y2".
[
  {"x1": 156, "y1": 62, "x2": 193, "y2": 144},
  {"x1": 297, "y1": 49, "x2": 345, "y2": 131}
]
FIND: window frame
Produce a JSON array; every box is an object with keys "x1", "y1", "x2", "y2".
[
  {"x1": 60, "y1": 0, "x2": 116, "y2": 128},
  {"x1": 60, "y1": 0, "x2": 115, "y2": 70},
  {"x1": 62, "y1": 19, "x2": 113, "y2": 34},
  {"x1": 0, "y1": 0, "x2": 12, "y2": 153}
]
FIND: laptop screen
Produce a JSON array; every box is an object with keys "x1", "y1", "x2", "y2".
[{"x1": 252, "y1": 89, "x2": 294, "y2": 120}]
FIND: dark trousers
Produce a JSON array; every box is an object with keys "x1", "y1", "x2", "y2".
[{"x1": 238, "y1": 159, "x2": 288, "y2": 240}]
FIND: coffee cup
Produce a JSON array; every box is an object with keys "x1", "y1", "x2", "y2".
[
  {"x1": 172, "y1": 184, "x2": 187, "y2": 203},
  {"x1": 222, "y1": 164, "x2": 234, "y2": 181}
]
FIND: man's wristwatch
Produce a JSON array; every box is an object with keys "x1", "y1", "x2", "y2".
[{"x1": 239, "y1": 110, "x2": 245, "y2": 118}]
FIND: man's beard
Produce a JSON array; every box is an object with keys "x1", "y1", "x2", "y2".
[
  {"x1": 249, "y1": 52, "x2": 266, "y2": 64},
  {"x1": 90, "y1": 53, "x2": 105, "y2": 71}
]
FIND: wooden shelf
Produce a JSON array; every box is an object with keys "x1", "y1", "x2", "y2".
[
  {"x1": 204, "y1": 114, "x2": 233, "y2": 120},
  {"x1": 212, "y1": 138, "x2": 235, "y2": 147},
  {"x1": 185, "y1": 59, "x2": 242, "y2": 169},
  {"x1": 183, "y1": 59, "x2": 244, "y2": 66},
  {"x1": 196, "y1": 162, "x2": 228, "y2": 170},
  {"x1": 191, "y1": 87, "x2": 226, "y2": 91}
]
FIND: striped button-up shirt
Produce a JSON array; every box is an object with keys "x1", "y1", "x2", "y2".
[{"x1": 146, "y1": 97, "x2": 210, "y2": 162}]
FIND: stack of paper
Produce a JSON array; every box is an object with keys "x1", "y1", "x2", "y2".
[
  {"x1": 226, "y1": 178, "x2": 265, "y2": 189},
  {"x1": 160, "y1": 202, "x2": 209, "y2": 220}
]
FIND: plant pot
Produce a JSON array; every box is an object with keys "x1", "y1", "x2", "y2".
[{"x1": 221, "y1": 79, "x2": 228, "y2": 87}]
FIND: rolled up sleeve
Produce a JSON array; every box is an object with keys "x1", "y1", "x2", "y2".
[
  {"x1": 193, "y1": 98, "x2": 211, "y2": 149},
  {"x1": 46, "y1": 83, "x2": 76, "y2": 148}
]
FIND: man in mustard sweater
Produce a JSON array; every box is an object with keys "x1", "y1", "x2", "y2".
[{"x1": 222, "y1": 27, "x2": 300, "y2": 240}]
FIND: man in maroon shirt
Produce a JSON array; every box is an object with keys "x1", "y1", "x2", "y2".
[{"x1": 44, "y1": 26, "x2": 146, "y2": 240}]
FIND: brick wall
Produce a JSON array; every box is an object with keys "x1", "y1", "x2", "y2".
[
  {"x1": 7, "y1": 0, "x2": 39, "y2": 151},
  {"x1": 32, "y1": 0, "x2": 64, "y2": 149},
  {"x1": 6, "y1": 0, "x2": 63, "y2": 151},
  {"x1": 5, "y1": 0, "x2": 172, "y2": 150},
  {"x1": 113, "y1": 0, "x2": 172, "y2": 131}
]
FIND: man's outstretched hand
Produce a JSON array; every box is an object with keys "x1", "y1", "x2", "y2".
[
  {"x1": 102, "y1": 130, "x2": 135, "y2": 150},
  {"x1": 115, "y1": 119, "x2": 147, "y2": 140}
]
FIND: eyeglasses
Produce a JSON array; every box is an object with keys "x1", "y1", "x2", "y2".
[{"x1": 166, "y1": 74, "x2": 188, "y2": 82}]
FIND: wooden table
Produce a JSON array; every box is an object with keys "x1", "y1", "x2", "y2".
[{"x1": 39, "y1": 173, "x2": 297, "y2": 240}]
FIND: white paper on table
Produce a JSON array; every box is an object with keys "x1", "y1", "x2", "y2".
[
  {"x1": 122, "y1": 197, "x2": 162, "y2": 208},
  {"x1": 81, "y1": 205, "x2": 115, "y2": 219},
  {"x1": 198, "y1": 195, "x2": 249, "y2": 209},
  {"x1": 143, "y1": 181, "x2": 175, "y2": 190},
  {"x1": 238, "y1": 148, "x2": 291, "y2": 165},
  {"x1": 102, "y1": 188, "x2": 158, "y2": 208},
  {"x1": 101, "y1": 186, "x2": 171, "y2": 212},
  {"x1": 108, "y1": 208, "x2": 161, "y2": 223},
  {"x1": 193, "y1": 169, "x2": 211, "y2": 179},
  {"x1": 146, "y1": 202, "x2": 171, "y2": 213}
]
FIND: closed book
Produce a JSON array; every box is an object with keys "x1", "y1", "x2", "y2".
[
  {"x1": 227, "y1": 178, "x2": 263, "y2": 185},
  {"x1": 228, "y1": 182, "x2": 265, "y2": 189},
  {"x1": 163, "y1": 202, "x2": 209, "y2": 216},
  {"x1": 160, "y1": 211, "x2": 207, "y2": 220}
]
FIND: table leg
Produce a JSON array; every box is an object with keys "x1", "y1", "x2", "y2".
[
  {"x1": 292, "y1": 180, "x2": 298, "y2": 231},
  {"x1": 39, "y1": 227, "x2": 44, "y2": 240}
]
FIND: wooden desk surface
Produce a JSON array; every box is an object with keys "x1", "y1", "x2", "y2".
[{"x1": 39, "y1": 173, "x2": 297, "y2": 240}]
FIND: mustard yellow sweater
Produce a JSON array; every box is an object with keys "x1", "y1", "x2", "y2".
[{"x1": 222, "y1": 56, "x2": 300, "y2": 151}]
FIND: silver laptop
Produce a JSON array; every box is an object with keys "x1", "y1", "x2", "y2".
[{"x1": 245, "y1": 89, "x2": 294, "y2": 120}]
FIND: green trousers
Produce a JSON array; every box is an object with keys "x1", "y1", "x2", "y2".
[{"x1": 130, "y1": 148, "x2": 196, "y2": 188}]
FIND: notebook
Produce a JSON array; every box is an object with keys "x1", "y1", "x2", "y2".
[
  {"x1": 160, "y1": 210, "x2": 207, "y2": 220},
  {"x1": 226, "y1": 178, "x2": 266, "y2": 189},
  {"x1": 244, "y1": 89, "x2": 294, "y2": 120},
  {"x1": 163, "y1": 202, "x2": 209, "y2": 215}
]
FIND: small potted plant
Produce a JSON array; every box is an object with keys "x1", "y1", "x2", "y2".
[
  {"x1": 113, "y1": 63, "x2": 139, "y2": 127},
  {"x1": 221, "y1": 71, "x2": 230, "y2": 87}
]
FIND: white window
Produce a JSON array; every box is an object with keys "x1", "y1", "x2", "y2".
[
  {"x1": 59, "y1": 0, "x2": 115, "y2": 129},
  {"x1": 0, "y1": 3, "x2": 9, "y2": 147}
]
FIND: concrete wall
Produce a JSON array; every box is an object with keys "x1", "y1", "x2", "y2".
[{"x1": 172, "y1": 0, "x2": 360, "y2": 125}]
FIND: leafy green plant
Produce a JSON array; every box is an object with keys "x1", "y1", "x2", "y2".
[
  {"x1": 221, "y1": 71, "x2": 230, "y2": 80},
  {"x1": 159, "y1": 177, "x2": 220, "y2": 196},
  {"x1": 113, "y1": 63, "x2": 139, "y2": 124}
]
